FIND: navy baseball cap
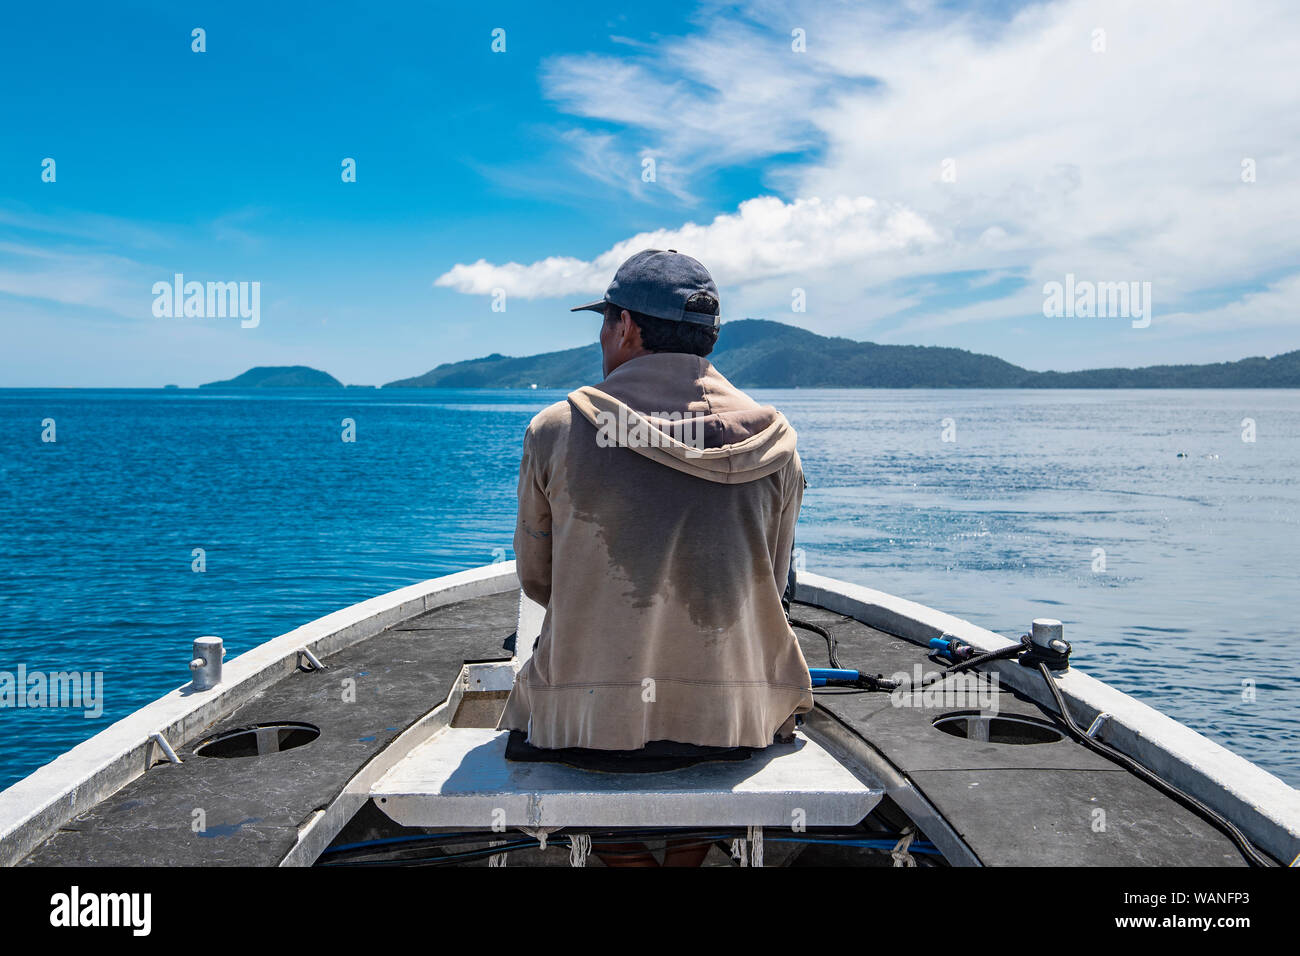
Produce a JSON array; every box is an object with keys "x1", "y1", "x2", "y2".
[{"x1": 570, "y1": 249, "x2": 721, "y2": 328}]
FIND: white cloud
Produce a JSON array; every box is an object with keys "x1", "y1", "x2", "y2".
[
  {"x1": 442, "y1": 0, "x2": 1300, "y2": 349},
  {"x1": 541, "y1": 22, "x2": 831, "y2": 179},
  {"x1": 1154, "y1": 274, "x2": 1300, "y2": 333},
  {"x1": 434, "y1": 194, "x2": 941, "y2": 298}
]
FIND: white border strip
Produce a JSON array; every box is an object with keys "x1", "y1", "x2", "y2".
[
  {"x1": 0, "y1": 562, "x2": 519, "y2": 867},
  {"x1": 796, "y1": 570, "x2": 1300, "y2": 864}
]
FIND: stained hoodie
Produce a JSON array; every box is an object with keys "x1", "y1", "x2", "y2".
[{"x1": 497, "y1": 351, "x2": 814, "y2": 751}]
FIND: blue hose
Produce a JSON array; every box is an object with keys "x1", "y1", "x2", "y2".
[{"x1": 809, "y1": 667, "x2": 859, "y2": 686}]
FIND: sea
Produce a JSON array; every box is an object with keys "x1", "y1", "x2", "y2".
[{"x1": 1, "y1": 387, "x2": 1296, "y2": 790}]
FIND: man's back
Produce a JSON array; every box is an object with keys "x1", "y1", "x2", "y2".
[{"x1": 498, "y1": 350, "x2": 813, "y2": 751}]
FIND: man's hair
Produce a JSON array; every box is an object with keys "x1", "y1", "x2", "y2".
[{"x1": 603, "y1": 293, "x2": 720, "y2": 357}]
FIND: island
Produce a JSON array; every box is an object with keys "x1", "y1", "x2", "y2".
[
  {"x1": 190, "y1": 323, "x2": 1300, "y2": 391},
  {"x1": 199, "y1": 366, "x2": 345, "y2": 389},
  {"x1": 382, "y1": 319, "x2": 1300, "y2": 389}
]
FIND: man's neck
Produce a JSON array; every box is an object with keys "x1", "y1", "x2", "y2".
[{"x1": 604, "y1": 347, "x2": 654, "y2": 377}]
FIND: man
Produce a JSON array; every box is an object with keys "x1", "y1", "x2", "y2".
[{"x1": 496, "y1": 249, "x2": 813, "y2": 864}]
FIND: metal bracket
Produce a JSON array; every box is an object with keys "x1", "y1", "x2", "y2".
[
  {"x1": 1085, "y1": 712, "x2": 1112, "y2": 739},
  {"x1": 150, "y1": 731, "x2": 182, "y2": 765},
  {"x1": 297, "y1": 647, "x2": 327, "y2": 671}
]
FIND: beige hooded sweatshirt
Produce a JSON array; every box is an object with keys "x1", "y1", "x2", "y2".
[{"x1": 497, "y1": 351, "x2": 813, "y2": 751}]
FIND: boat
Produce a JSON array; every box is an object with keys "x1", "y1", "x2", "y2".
[{"x1": 2, "y1": 561, "x2": 1297, "y2": 868}]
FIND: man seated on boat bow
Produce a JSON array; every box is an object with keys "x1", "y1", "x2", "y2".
[{"x1": 497, "y1": 249, "x2": 814, "y2": 865}]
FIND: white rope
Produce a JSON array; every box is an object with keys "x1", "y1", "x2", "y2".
[
  {"x1": 747, "y1": 825, "x2": 764, "y2": 868},
  {"x1": 569, "y1": 832, "x2": 592, "y2": 867},
  {"x1": 519, "y1": 825, "x2": 559, "y2": 850},
  {"x1": 487, "y1": 839, "x2": 509, "y2": 867},
  {"x1": 891, "y1": 826, "x2": 917, "y2": 867},
  {"x1": 730, "y1": 837, "x2": 748, "y2": 866}
]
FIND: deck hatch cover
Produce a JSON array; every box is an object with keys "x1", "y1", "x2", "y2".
[
  {"x1": 193, "y1": 722, "x2": 321, "y2": 758},
  {"x1": 932, "y1": 712, "x2": 1065, "y2": 745}
]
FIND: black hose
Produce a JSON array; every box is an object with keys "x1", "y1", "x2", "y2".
[
  {"x1": 790, "y1": 616, "x2": 841, "y2": 669},
  {"x1": 944, "y1": 636, "x2": 1028, "y2": 675},
  {"x1": 911, "y1": 636, "x2": 1028, "y2": 690},
  {"x1": 1034, "y1": 662, "x2": 1276, "y2": 868}
]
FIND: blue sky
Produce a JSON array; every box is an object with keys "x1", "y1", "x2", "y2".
[{"x1": 2, "y1": 0, "x2": 1297, "y2": 386}]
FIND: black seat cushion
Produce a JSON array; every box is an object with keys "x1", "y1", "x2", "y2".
[{"x1": 504, "y1": 729, "x2": 753, "y2": 773}]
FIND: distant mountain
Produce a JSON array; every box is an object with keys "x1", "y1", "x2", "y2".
[
  {"x1": 383, "y1": 318, "x2": 1300, "y2": 389},
  {"x1": 200, "y1": 366, "x2": 343, "y2": 389},
  {"x1": 1028, "y1": 352, "x2": 1300, "y2": 388},
  {"x1": 707, "y1": 320, "x2": 1031, "y2": 388},
  {"x1": 385, "y1": 346, "x2": 600, "y2": 388}
]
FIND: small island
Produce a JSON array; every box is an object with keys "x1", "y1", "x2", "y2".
[{"x1": 199, "y1": 366, "x2": 344, "y2": 389}]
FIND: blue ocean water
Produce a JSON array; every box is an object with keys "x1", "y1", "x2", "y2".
[{"x1": 1, "y1": 387, "x2": 1297, "y2": 790}]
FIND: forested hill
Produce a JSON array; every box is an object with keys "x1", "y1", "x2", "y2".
[{"x1": 382, "y1": 319, "x2": 1300, "y2": 388}]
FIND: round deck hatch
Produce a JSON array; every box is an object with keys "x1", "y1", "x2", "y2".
[
  {"x1": 193, "y1": 722, "x2": 320, "y2": 758},
  {"x1": 932, "y1": 712, "x2": 1064, "y2": 745}
]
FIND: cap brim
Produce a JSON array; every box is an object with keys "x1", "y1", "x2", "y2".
[{"x1": 569, "y1": 300, "x2": 607, "y2": 314}]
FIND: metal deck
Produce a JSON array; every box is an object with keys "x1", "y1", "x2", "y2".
[{"x1": 8, "y1": 586, "x2": 1259, "y2": 866}]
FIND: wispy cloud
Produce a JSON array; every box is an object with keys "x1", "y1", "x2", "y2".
[
  {"x1": 448, "y1": 0, "x2": 1300, "y2": 346},
  {"x1": 1154, "y1": 274, "x2": 1300, "y2": 333},
  {"x1": 538, "y1": 18, "x2": 843, "y2": 202},
  {"x1": 0, "y1": 239, "x2": 151, "y2": 319},
  {"x1": 0, "y1": 205, "x2": 280, "y2": 322}
]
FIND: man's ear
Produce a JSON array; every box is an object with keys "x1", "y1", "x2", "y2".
[{"x1": 619, "y1": 311, "x2": 640, "y2": 349}]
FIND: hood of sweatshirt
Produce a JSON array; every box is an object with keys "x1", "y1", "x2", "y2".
[{"x1": 566, "y1": 351, "x2": 798, "y2": 485}]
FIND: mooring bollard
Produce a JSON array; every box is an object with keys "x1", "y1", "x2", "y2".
[
  {"x1": 1029, "y1": 619, "x2": 1071, "y2": 670},
  {"x1": 1030, "y1": 618, "x2": 1065, "y2": 651},
  {"x1": 190, "y1": 636, "x2": 225, "y2": 690}
]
